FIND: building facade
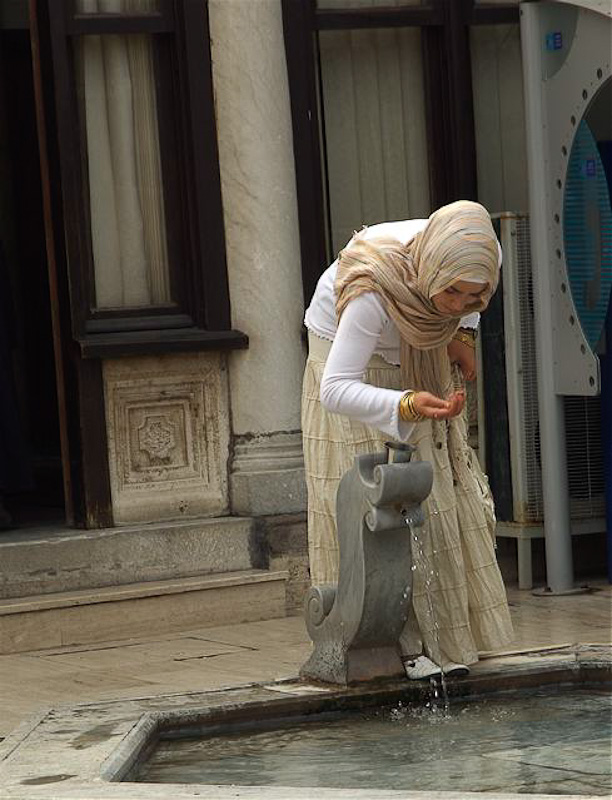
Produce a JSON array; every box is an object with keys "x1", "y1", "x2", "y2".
[{"x1": 8, "y1": 0, "x2": 605, "y2": 652}]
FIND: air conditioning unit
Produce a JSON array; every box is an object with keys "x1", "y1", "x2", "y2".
[{"x1": 478, "y1": 213, "x2": 606, "y2": 589}]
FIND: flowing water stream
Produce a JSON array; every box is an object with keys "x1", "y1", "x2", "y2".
[{"x1": 405, "y1": 508, "x2": 450, "y2": 715}]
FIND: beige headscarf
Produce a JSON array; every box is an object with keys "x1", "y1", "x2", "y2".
[{"x1": 335, "y1": 200, "x2": 500, "y2": 398}]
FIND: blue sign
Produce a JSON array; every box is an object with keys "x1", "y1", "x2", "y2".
[
  {"x1": 563, "y1": 120, "x2": 612, "y2": 351},
  {"x1": 545, "y1": 31, "x2": 563, "y2": 51}
]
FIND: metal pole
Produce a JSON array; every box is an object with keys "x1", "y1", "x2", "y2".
[{"x1": 520, "y1": 3, "x2": 577, "y2": 594}]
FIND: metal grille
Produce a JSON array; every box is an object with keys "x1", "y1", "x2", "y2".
[
  {"x1": 513, "y1": 216, "x2": 605, "y2": 521},
  {"x1": 515, "y1": 217, "x2": 544, "y2": 521},
  {"x1": 565, "y1": 396, "x2": 606, "y2": 519}
]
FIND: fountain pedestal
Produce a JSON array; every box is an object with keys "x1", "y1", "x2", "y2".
[{"x1": 300, "y1": 444, "x2": 433, "y2": 685}]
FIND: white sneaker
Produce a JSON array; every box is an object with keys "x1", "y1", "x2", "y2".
[
  {"x1": 443, "y1": 661, "x2": 470, "y2": 677},
  {"x1": 402, "y1": 655, "x2": 442, "y2": 680}
]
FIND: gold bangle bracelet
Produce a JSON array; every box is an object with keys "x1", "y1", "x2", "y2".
[
  {"x1": 399, "y1": 391, "x2": 423, "y2": 422},
  {"x1": 408, "y1": 392, "x2": 423, "y2": 421},
  {"x1": 452, "y1": 329, "x2": 477, "y2": 349}
]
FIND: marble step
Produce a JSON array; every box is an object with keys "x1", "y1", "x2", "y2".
[
  {"x1": 0, "y1": 516, "x2": 263, "y2": 600},
  {"x1": 0, "y1": 568, "x2": 288, "y2": 655}
]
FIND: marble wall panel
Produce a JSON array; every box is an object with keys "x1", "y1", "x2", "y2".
[{"x1": 103, "y1": 353, "x2": 230, "y2": 524}]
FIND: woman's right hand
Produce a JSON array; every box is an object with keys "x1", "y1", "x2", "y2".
[{"x1": 412, "y1": 390, "x2": 465, "y2": 420}]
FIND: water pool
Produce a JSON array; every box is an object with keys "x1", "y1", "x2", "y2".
[{"x1": 132, "y1": 685, "x2": 611, "y2": 796}]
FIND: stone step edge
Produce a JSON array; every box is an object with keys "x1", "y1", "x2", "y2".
[
  {"x1": 0, "y1": 569, "x2": 289, "y2": 616},
  {"x1": 0, "y1": 514, "x2": 254, "y2": 549}
]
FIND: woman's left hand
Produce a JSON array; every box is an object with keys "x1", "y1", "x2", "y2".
[
  {"x1": 447, "y1": 338, "x2": 477, "y2": 381},
  {"x1": 412, "y1": 389, "x2": 465, "y2": 420}
]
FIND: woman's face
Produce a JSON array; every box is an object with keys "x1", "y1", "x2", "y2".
[{"x1": 431, "y1": 279, "x2": 487, "y2": 315}]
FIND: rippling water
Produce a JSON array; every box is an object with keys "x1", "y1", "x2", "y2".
[{"x1": 133, "y1": 686, "x2": 611, "y2": 795}]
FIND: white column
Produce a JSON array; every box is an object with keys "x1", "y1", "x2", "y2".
[{"x1": 209, "y1": 0, "x2": 307, "y2": 515}]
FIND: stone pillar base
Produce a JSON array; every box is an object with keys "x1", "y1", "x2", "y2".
[{"x1": 230, "y1": 432, "x2": 306, "y2": 516}]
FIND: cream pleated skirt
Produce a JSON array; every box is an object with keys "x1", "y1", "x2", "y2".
[{"x1": 301, "y1": 332, "x2": 514, "y2": 666}]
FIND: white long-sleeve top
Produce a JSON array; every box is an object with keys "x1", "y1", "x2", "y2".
[{"x1": 304, "y1": 219, "x2": 490, "y2": 441}]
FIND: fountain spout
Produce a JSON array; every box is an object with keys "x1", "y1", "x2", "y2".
[{"x1": 300, "y1": 442, "x2": 433, "y2": 685}]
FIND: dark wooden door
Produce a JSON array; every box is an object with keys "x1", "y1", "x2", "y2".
[{"x1": 0, "y1": 13, "x2": 65, "y2": 523}]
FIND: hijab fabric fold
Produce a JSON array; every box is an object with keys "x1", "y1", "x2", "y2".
[{"x1": 334, "y1": 200, "x2": 500, "y2": 398}]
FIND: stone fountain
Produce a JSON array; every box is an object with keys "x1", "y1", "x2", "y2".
[{"x1": 301, "y1": 442, "x2": 433, "y2": 685}]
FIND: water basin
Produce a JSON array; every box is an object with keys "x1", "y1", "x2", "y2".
[{"x1": 130, "y1": 684, "x2": 611, "y2": 796}]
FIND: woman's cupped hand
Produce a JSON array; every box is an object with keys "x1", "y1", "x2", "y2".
[{"x1": 412, "y1": 389, "x2": 465, "y2": 420}]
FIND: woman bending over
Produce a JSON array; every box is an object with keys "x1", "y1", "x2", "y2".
[{"x1": 302, "y1": 200, "x2": 514, "y2": 680}]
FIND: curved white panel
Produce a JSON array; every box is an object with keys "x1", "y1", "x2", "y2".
[
  {"x1": 545, "y1": 0, "x2": 612, "y2": 19},
  {"x1": 522, "y1": 2, "x2": 611, "y2": 394}
]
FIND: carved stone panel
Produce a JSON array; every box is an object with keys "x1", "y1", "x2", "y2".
[{"x1": 103, "y1": 353, "x2": 230, "y2": 524}]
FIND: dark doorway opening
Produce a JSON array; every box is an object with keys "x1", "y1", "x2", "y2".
[{"x1": 0, "y1": 22, "x2": 64, "y2": 528}]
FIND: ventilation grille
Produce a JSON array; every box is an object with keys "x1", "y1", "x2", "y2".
[
  {"x1": 515, "y1": 217, "x2": 544, "y2": 521},
  {"x1": 513, "y1": 216, "x2": 604, "y2": 521},
  {"x1": 565, "y1": 396, "x2": 606, "y2": 518}
]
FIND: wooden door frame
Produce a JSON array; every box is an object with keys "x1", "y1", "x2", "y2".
[{"x1": 29, "y1": 0, "x2": 113, "y2": 528}]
